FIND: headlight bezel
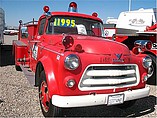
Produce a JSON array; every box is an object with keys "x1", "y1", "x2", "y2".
[
  {"x1": 142, "y1": 56, "x2": 152, "y2": 68},
  {"x1": 64, "y1": 54, "x2": 80, "y2": 70}
]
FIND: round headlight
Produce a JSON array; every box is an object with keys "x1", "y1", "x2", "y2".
[
  {"x1": 64, "y1": 54, "x2": 79, "y2": 70},
  {"x1": 143, "y1": 56, "x2": 152, "y2": 68}
]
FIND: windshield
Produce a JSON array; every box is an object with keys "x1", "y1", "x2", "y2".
[{"x1": 46, "y1": 16, "x2": 104, "y2": 37}]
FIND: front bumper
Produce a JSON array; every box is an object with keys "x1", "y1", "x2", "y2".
[{"x1": 52, "y1": 87, "x2": 150, "y2": 108}]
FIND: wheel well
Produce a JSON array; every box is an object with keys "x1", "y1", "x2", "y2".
[
  {"x1": 144, "y1": 51, "x2": 156, "y2": 58},
  {"x1": 35, "y1": 62, "x2": 44, "y2": 87}
]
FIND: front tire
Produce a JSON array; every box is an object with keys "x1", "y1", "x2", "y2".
[
  {"x1": 39, "y1": 71, "x2": 62, "y2": 117},
  {"x1": 146, "y1": 54, "x2": 156, "y2": 85},
  {"x1": 15, "y1": 65, "x2": 22, "y2": 71}
]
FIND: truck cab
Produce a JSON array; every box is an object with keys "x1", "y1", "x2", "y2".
[{"x1": 13, "y1": 2, "x2": 152, "y2": 117}]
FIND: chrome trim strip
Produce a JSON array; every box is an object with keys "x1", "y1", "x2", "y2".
[
  {"x1": 82, "y1": 77, "x2": 136, "y2": 85},
  {"x1": 38, "y1": 45, "x2": 64, "y2": 56},
  {"x1": 86, "y1": 69, "x2": 135, "y2": 76}
]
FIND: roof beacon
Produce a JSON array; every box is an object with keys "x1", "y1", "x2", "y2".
[
  {"x1": 68, "y1": 2, "x2": 77, "y2": 12},
  {"x1": 43, "y1": 6, "x2": 49, "y2": 13},
  {"x1": 43, "y1": 6, "x2": 51, "y2": 17},
  {"x1": 92, "y1": 12, "x2": 98, "y2": 17}
]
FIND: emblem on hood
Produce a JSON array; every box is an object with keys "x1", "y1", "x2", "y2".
[
  {"x1": 113, "y1": 53, "x2": 124, "y2": 62},
  {"x1": 116, "y1": 54, "x2": 122, "y2": 60}
]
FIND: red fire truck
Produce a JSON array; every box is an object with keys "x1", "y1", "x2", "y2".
[
  {"x1": 104, "y1": 8, "x2": 156, "y2": 84},
  {"x1": 13, "y1": 2, "x2": 152, "y2": 117}
]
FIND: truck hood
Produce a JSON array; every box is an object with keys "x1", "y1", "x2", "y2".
[{"x1": 72, "y1": 35, "x2": 130, "y2": 55}]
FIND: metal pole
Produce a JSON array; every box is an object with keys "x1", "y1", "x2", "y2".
[{"x1": 129, "y1": 0, "x2": 131, "y2": 11}]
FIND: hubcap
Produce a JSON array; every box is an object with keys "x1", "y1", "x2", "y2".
[{"x1": 39, "y1": 81, "x2": 50, "y2": 112}]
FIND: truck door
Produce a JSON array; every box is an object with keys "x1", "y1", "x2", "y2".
[{"x1": 30, "y1": 18, "x2": 46, "y2": 71}]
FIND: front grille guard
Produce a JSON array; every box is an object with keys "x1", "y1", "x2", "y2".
[{"x1": 78, "y1": 64, "x2": 140, "y2": 91}]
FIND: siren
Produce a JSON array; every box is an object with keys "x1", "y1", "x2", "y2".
[
  {"x1": 68, "y1": 2, "x2": 78, "y2": 12},
  {"x1": 62, "y1": 36, "x2": 74, "y2": 49}
]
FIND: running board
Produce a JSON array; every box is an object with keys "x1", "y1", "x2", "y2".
[{"x1": 20, "y1": 64, "x2": 35, "y2": 86}]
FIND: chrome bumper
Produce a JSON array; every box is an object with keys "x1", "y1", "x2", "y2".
[{"x1": 52, "y1": 87, "x2": 150, "y2": 108}]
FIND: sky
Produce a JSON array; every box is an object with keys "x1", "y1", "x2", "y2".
[{"x1": 0, "y1": 0, "x2": 156, "y2": 27}]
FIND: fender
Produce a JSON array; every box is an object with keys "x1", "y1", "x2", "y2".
[{"x1": 37, "y1": 56, "x2": 59, "y2": 97}]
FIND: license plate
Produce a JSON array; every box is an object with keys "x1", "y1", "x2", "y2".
[{"x1": 107, "y1": 94, "x2": 124, "y2": 105}]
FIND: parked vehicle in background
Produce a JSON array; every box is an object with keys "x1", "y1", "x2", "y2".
[
  {"x1": 3, "y1": 29, "x2": 19, "y2": 35},
  {"x1": 104, "y1": 8, "x2": 157, "y2": 84},
  {"x1": 0, "y1": 8, "x2": 5, "y2": 44},
  {"x1": 13, "y1": 2, "x2": 152, "y2": 117}
]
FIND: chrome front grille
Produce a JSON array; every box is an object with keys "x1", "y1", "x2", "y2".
[{"x1": 78, "y1": 64, "x2": 140, "y2": 91}]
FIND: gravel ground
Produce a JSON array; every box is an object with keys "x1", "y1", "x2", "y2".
[
  {"x1": 0, "y1": 66, "x2": 43, "y2": 117},
  {"x1": 0, "y1": 65, "x2": 156, "y2": 117},
  {"x1": 0, "y1": 35, "x2": 156, "y2": 117}
]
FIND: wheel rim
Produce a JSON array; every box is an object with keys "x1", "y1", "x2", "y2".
[{"x1": 39, "y1": 81, "x2": 50, "y2": 112}]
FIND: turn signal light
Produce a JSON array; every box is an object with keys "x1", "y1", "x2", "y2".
[
  {"x1": 143, "y1": 75, "x2": 148, "y2": 82},
  {"x1": 66, "y1": 79, "x2": 76, "y2": 88}
]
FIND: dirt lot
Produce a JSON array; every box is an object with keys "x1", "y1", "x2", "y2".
[{"x1": 0, "y1": 35, "x2": 156, "y2": 117}]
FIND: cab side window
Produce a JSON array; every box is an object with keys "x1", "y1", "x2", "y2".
[
  {"x1": 38, "y1": 18, "x2": 46, "y2": 35},
  {"x1": 46, "y1": 18, "x2": 54, "y2": 34},
  {"x1": 21, "y1": 26, "x2": 28, "y2": 38}
]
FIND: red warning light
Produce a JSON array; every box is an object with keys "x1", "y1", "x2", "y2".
[
  {"x1": 43, "y1": 6, "x2": 49, "y2": 13},
  {"x1": 92, "y1": 12, "x2": 98, "y2": 17},
  {"x1": 68, "y1": 2, "x2": 77, "y2": 12},
  {"x1": 69, "y1": 2, "x2": 77, "y2": 8}
]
